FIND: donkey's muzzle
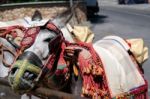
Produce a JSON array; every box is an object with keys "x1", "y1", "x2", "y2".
[{"x1": 8, "y1": 51, "x2": 42, "y2": 93}]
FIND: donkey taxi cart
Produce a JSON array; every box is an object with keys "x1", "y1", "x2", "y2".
[{"x1": 0, "y1": 18, "x2": 148, "y2": 99}]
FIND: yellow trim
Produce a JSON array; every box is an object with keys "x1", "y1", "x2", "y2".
[
  {"x1": 12, "y1": 60, "x2": 41, "y2": 90},
  {"x1": 13, "y1": 60, "x2": 28, "y2": 89}
]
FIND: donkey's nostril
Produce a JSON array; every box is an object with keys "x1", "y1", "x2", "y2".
[
  {"x1": 24, "y1": 72, "x2": 30, "y2": 78},
  {"x1": 11, "y1": 67, "x2": 18, "y2": 75},
  {"x1": 23, "y1": 70, "x2": 37, "y2": 81},
  {"x1": 28, "y1": 74, "x2": 34, "y2": 80}
]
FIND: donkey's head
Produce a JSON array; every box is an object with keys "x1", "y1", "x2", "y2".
[
  {"x1": 8, "y1": 9, "x2": 72, "y2": 93},
  {"x1": 8, "y1": 23, "x2": 64, "y2": 93}
]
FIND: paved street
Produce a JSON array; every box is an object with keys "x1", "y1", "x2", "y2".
[{"x1": 90, "y1": 3, "x2": 150, "y2": 94}]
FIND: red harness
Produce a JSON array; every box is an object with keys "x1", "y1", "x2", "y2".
[
  {"x1": 21, "y1": 27, "x2": 40, "y2": 48},
  {"x1": 0, "y1": 23, "x2": 109, "y2": 98},
  {"x1": 0, "y1": 25, "x2": 26, "y2": 38}
]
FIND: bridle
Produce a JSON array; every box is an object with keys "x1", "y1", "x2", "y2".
[
  {"x1": 0, "y1": 26, "x2": 40, "y2": 68},
  {"x1": 21, "y1": 27, "x2": 40, "y2": 49},
  {"x1": 35, "y1": 22, "x2": 65, "y2": 82},
  {"x1": 0, "y1": 26, "x2": 26, "y2": 38},
  {"x1": 2, "y1": 22, "x2": 66, "y2": 92}
]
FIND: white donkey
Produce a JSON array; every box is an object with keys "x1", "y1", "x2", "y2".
[
  {"x1": 0, "y1": 9, "x2": 76, "y2": 99},
  {"x1": 7, "y1": 24, "x2": 148, "y2": 99}
]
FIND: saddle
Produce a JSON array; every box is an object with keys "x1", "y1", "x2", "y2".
[
  {"x1": 59, "y1": 42, "x2": 108, "y2": 98},
  {"x1": 93, "y1": 36, "x2": 147, "y2": 98},
  {"x1": 53, "y1": 36, "x2": 148, "y2": 98},
  {"x1": 42, "y1": 40, "x2": 108, "y2": 98}
]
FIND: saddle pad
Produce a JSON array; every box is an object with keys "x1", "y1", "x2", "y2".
[{"x1": 93, "y1": 36, "x2": 145, "y2": 97}]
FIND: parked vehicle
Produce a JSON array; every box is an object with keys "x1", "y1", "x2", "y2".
[
  {"x1": 118, "y1": 0, "x2": 148, "y2": 4},
  {"x1": 118, "y1": 0, "x2": 125, "y2": 4},
  {"x1": 85, "y1": 0, "x2": 99, "y2": 15}
]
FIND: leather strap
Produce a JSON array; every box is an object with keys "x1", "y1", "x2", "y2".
[
  {"x1": 0, "y1": 43, "x2": 17, "y2": 67},
  {"x1": 36, "y1": 22, "x2": 65, "y2": 81}
]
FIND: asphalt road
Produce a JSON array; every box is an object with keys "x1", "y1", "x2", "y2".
[{"x1": 89, "y1": 4, "x2": 150, "y2": 94}]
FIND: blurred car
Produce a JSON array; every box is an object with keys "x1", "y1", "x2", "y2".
[
  {"x1": 118, "y1": 0, "x2": 125, "y2": 4},
  {"x1": 118, "y1": 0, "x2": 148, "y2": 4},
  {"x1": 85, "y1": 0, "x2": 99, "y2": 16}
]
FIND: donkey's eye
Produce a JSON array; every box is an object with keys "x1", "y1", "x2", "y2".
[{"x1": 44, "y1": 37, "x2": 52, "y2": 42}]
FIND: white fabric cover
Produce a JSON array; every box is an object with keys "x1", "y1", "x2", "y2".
[{"x1": 93, "y1": 36, "x2": 145, "y2": 98}]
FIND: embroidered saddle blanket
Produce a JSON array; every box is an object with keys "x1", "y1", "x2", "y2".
[
  {"x1": 54, "y1": 36, "x2": 146, "y2": 98},
  {"x1": 93, "y1": 36, "x2": 146, "y2": 97}
]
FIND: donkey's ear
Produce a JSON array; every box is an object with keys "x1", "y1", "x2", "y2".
[{"x1": 32, "y1": 10, "x2": 42, "y2": 21}]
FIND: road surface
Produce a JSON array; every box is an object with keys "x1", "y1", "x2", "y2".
[{"x1": 90, "y1": 4, "x2": 150, "y2": 95}]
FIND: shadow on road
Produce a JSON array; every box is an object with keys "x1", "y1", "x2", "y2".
[{"x1": 87, "y1": 14, "x2": 108, "y2": 24}]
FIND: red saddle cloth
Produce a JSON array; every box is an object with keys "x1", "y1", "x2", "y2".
[
  {"x1": 47, "y1": 42, "x2": 109, "y2": 98},
  {"x1": 66, "y1": 42, "x2": 108, "y2": 98},
  {"x1": 49, "y1": 40, "x2": 148, "y2": 99}
]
